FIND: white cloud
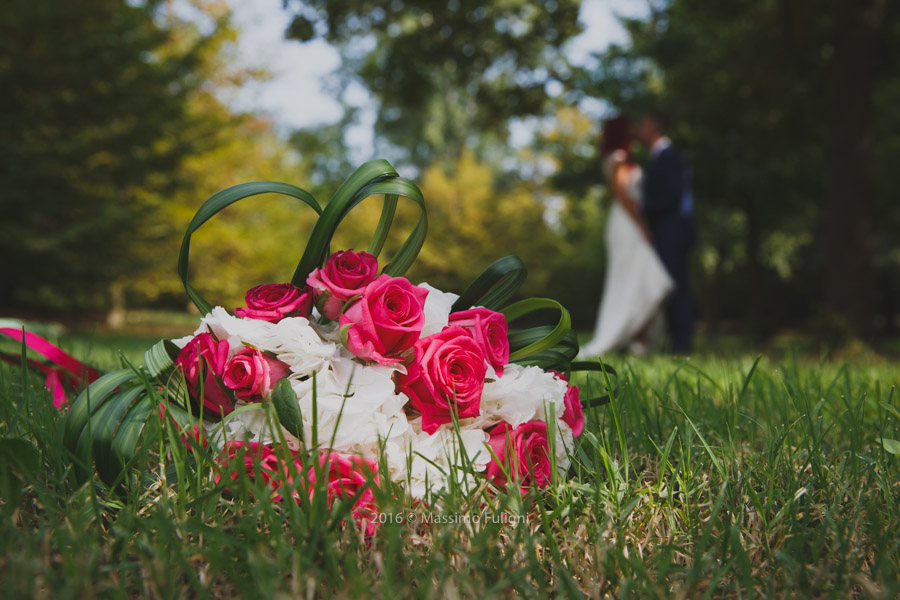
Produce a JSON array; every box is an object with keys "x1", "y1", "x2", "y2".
[
  {"x1": 568, "y1": 0, "x2": 633, "y2": 64},
  {"x1": 226, "y1": 0, "x2": 342, "y2": 129}
]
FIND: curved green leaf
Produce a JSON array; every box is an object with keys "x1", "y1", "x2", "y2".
[
  {"x1": 367, "y1": 194, "x2": 398, "y2": 256},
  {"x1": 366, "y1": 179, "x2": 428, "y2": 276},
  {"x1": 144, "y1": 339, "x2": 180, "y2": 378},
  {"x1": 90, "y1": 386, "x2": 145, "y2": 486},
  {"x1": 292, "y1": 160, "x2": 427, "y2": 285},
  {"x1": 502, "y1": 298, "x2": 571, "y2": 363},
  {"x1": 511, "y1": 350, "x2": 574, "y2": 370},
  {"x1": 72, "y1": 422, "x2": 95, "y2": 483},
  {"x1": 145, "y1": 340, "x2": 190, "y2": 411},
  {"x1": 64, "y1": 369, "x2": 138, "y2": 454},
  {"x1": 452, "y1": 255, "x2": 528, "y2": 312},
  {"x1": 178, "y1": 181, "x2": 322, "y2": 314},
  {"x1": 508, "y1": 327, "x2": 579, "y2": 362},
  {"x1": 65, "y1": 366, "x2": 183, "y2": 486},
  {"x1": 108, "y1": 397, "x2": 155, "y2": 485}
]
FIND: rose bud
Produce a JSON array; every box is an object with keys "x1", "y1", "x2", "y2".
[
  {"x1": 175, "y1": 332, "x2": 235, "y2": 417},
  {"x1": 222, "y1": 347, "x2": 291, "y2": 402},
  {"x1": 235, "y1": 283, "x2": 313, "y2": 323},
  {"x1": 307, "y1": 250, "x2": 380, "y2": 320}
]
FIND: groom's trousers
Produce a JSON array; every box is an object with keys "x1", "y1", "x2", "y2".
[{"x1": 653, "y1": 219, "x2": 695, "y2": 353}]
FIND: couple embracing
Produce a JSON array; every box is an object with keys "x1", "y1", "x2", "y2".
[{"x1": 582, "y1": 113, "x2": 695, "y2": 356}]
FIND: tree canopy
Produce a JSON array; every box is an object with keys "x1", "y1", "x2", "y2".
[
  {"x1": 284, "y1": 0, "x2": 583, "y2": 166},
  {"x1": 0, "y1": 0, "x2": 213, "y2": 309},
  {"x1": 0, "y1": 0, "x2": 313, "y2": 315},
  {"x1": 4, "y1": 0, "x2": 899, "y2": 343}
]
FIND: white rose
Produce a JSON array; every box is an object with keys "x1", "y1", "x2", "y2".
[
  {"x1": 417, "y1": 282, "x2": 460, "y2": 338},
  {"x1": 476, "y1": 363, "x2": 568, "y2": 429}
]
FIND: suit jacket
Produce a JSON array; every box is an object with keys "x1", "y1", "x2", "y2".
[
  {"x1": 642, "y1": 145, "x2": 693, "y2": 254},
  {"x1": 643, "y1": 145, "x2": 685, "y2": 223}
]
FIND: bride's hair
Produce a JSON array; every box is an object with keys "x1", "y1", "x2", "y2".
[{"x1": 600, "y1": 115, "x2": 631, "y2": 158}]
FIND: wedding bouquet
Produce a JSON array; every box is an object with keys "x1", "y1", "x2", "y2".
[
  {"x1": 47, "y1": 160, "x2": 614, "y2": 530},
  {"x1": 174, "y1": 252, "x2": 584, "y2": 500}
]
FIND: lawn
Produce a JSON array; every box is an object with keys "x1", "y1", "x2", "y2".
[{"x1": 1, "y1": 337, "x2": 898, "y2": 598}]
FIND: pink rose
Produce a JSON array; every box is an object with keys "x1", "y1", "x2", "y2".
[
  {"x1": 561, "y1": 385, "x2": 583, "y2": 438},
  {"x1": 397, "y1": 326, "x2": 487, "y2": 434},
  {"x1": 448, "y1": 307, "x2": 510, "y2": 376},
  {"x1": 550, "y1": 371, "x2": 584, "y2": 438},
  {"x1": 217, "y1": 441, "x2": 288, "y2": 491},
  {"x1": 216, "y1": 442, "x2": 308, "y2": 503},
  {"x1": 159, "y1": 403, "x2": 208, "y2": 450},
  {"x1": 222, "y1": 348, "x2": 291, "y2": 402},
  {"x1": 235, "y1": 283, "x2": 313, "y2": 323},
  {"x1": 176, "y1": 332, "x2": 235, "y2": 417},
  {"x1": 486, "y1": 421, "x2": 553, "y2": 489},
  {"x1": 215, "y1": 447, "x2": 379, "y2": 535},
  {"x1": 307, "y1": 453, "x2": 379, "y2": 535},
  {"x1": 339, "y1": 274, "x2": 428, "y2": 364},
  {"x1": 307, "y1": 250, "x2": 380, "y2": 319}
]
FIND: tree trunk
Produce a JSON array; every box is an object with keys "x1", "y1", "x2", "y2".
[
  {"x1": 744, "y1": 194, "x2": 765, "y2": 340},
  {"x1": 107, "y1": 283, "x2": 126, "y2": 330},
  {"x1": 825, "y1": 0, "x2": 884, "y2": 338}
]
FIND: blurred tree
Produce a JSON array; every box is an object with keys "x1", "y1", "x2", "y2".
[
  {"x1": 283, "y1": 0, "x2": 582, "y2": 167},
  {"x1": 289, "y1": 111, "x2": 357, "y2": 199},
  {"x1": 526, "y1": 107, "x2": 609, "y2": 327},
  {"x1": 126, "y1": 111, "x2": 316, "y2": 313},
  {"x1": 580, "y1": 0, "x2": 899, "y2": 339},
  {"x1": 0, "y1": 0, "x2": 315, "y2": 319},
  {"x1": 410, "y1": 151, "x2": 561, "y2": 297},
  {"x1": 0, "y1": 0, "x2": 214, "y2": 312},
  {"x1": 120, "y1": 3, "x2": 319, "y2": 313},
  {"x1": 826, "y1": 0, "x2": 885, "y2": 337}
]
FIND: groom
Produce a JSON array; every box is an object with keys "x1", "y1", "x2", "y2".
[{"x1": 635, "y1": 112, "x2": 695, "y2": 353}]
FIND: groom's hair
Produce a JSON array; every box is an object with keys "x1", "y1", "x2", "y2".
[{"x1": 644, "y1": 110, "x2": 669, "y2": 134}]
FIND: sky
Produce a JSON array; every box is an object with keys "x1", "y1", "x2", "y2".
[{"x1": 224, "y1": 0, "x2": 646, "y2": 154}]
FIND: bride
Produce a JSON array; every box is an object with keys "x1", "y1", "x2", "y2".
[{"x1": 581, "y1": 115, "x2": 673, "y2": 356}]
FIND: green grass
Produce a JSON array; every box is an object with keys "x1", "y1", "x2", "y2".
[{"x1": 1, "y1": 342, "x2": 899, "y2": 598}]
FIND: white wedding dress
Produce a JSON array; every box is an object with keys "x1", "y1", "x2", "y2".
[{"x1": 581, "y1": 153, "x2": 674, "y2": 356}]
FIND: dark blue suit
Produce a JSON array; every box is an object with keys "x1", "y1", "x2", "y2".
[{"x1": 642, "y1": 144, "x2": 695, "y2": 352}]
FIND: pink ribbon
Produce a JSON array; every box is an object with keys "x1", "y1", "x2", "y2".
[{"x1": 0, "y1": 328, "x2": 102, "y2": 408}]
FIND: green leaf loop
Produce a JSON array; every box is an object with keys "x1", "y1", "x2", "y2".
[
  {"x1": 291, "y1": 159, "x2": 427, "y2": 285},
  {"x1": 64, "y1": 369, "x2": 138, "y2": 455},
  {"x1": 90, "y1": 386, "x2": 145, "y2": 486},
  {"x1": 144, "y1": 339, "x2": 180, "y2": 378},
  {"x1": 178, "y1": 181, "x2": 323, "y2": 315},
  {"x1": 502, "y1": 298, "x2": 571, "y2": 364},
  {"x1": 452, "y1": 255, "x2": 528, "y2": 312},
  {"x1": 367, "y1": 194, "x2": 398, "y2": 256}
]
